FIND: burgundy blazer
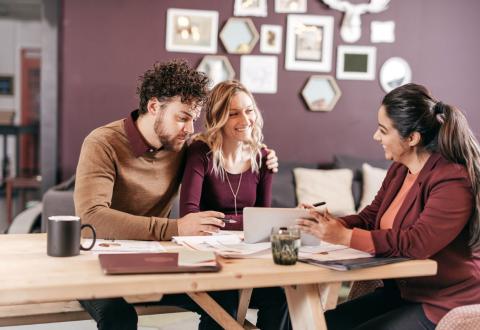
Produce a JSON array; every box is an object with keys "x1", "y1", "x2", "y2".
[{"x1": 342, "y1": 153, "x2": 480, "y2": 323}]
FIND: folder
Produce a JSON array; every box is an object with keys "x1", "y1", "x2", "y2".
[
  {"x1": 299, "y1": 256, "x2": 410, "y2": 271},
  {"x1": 98, "y1": 250, "x2": 221, "y2": 275}
]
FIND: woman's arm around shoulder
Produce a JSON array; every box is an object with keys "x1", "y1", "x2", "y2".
[{"x1": 179, "y1": 140, "x2": 211, "y2": 217}]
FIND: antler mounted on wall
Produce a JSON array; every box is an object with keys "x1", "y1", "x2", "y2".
[{"x1": 321, "y1": 0, "x2": 391, "y2": 43}]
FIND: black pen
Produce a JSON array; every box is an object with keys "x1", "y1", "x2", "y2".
[
  {"x1": 217, "y1": 217, "x2": 238, "y2": 224},
  {"x1": 313, "y1": 202, "x2": 326, "y2": 207}
]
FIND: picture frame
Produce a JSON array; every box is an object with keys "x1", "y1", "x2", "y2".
[
  {"x1": 275, "y1": 0, "x2": 307, "y2": 13},
  {"x1": 240, "y1": 55, "x2": 278, "y2": 94},
  {"x1": 197, "y1": 55, "x2": 235, "y2": 88},
  {"x1": 0, "y1": 76, "x2": 14, "y2": 96},
  {"x1": 285, "y1": 15, "x2": 334, "y2": 72},
  {"x1": 220, "y1": 18, "x2": 259, "y2": 54},
  {"x1": 260, "y1": 25, "x2": 283, "y2": 54},
  {"x1": 301, "y1": 75, "x2": 341, "y2": 112},
  {"x1": 336, "y1": 45, "x2": 377, "y2": 80},
  {"x1": 165, "y1": 8, "x2": 218, "y2": 54},
  {"x1": 234, "y1": 0, "x2": 268, "y2": 17}
]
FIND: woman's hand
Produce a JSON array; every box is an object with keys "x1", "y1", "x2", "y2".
[{"x1": 296, "y1": 209, "x2": 353, "y2": 246}]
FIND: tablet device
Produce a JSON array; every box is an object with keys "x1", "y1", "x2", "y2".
[{"x1": 243, "y1": 207, "x2": 320, "y2": 245}]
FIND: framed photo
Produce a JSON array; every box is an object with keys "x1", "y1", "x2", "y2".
[
  {"x1": 301, "y1": 75, "x2": 341, "y2": 112},
  {"x1": 234, "y1": 0, "x2": 267, "y2": 17},
  {"x1": 0, "y1": 76, "x2": 14, "y2": 95},
  {"x1": 285, "y1": 15, "x2": 334, "y2": 72},
  {"x1": 197, "y1": 55, "x2": 235, "y2": 88},
  {"x1": 220, "y1": 18, "x2": 259, "y2": 54},
  {"x1": 165, "y1": 8, "x2": 218, "y2": 54},
  {"x1": 336, "y1": 45, "x2": 377, "y2": 80},
  {"x1": 240, "y1": 55, "x2": 278, "y2": 94},
  {"x1": 260, "y1": 25, "x2": 283, "y2": 54},
  {"x1": 275, "y1": 0, "x2": 307, "y2": 13}
]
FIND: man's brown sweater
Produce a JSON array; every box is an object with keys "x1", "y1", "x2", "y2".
[{"x1": 74, "y1": 112, "x2": 184, "y2": 240}]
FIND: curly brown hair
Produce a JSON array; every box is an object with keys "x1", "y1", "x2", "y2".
[{"x1": 136, "y1": 59, "x2": 209, "y2": 114}]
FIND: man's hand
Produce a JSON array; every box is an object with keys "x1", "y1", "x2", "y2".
[
  {"x1": 265, "y1": 148, "x2": 279, "y2": 173},
  {"x1": 177, "y1": 211, "x2": 226, "y2": 236}
]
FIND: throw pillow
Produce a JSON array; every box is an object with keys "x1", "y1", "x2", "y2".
[
  {"x1": 293, "y1": 168, "x2": 356, "y2": 216},
  {"x1": 358, "y1": 163, "x2": 388, "y2": 212}
]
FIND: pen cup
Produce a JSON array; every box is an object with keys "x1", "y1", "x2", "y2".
[{"x1": 270, "y1": 226, "x2": 301, "y2": 265}]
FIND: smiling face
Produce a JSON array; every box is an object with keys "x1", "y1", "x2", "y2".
[
  {"x1": 153, "y1": 97, "x2": 200, "y2": 151},
  {"x1": 222, "y1": 91, "x2": 257, "y2": 143},
  {"x1": 373, "y1": 105, "x2": 413, "y2": 163}
]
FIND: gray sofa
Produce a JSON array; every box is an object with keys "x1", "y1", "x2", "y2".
[{"x1": 41, "y1": 155, "x2": 390, "y2": 231}]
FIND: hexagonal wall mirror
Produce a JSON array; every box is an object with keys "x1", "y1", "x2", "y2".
[
  {"x1": 301, "y1": 75, "x2": 341, "y2": 112},
  {"x1": 220, "y1": 18, "x2": 259, "y2": 54},
  {"x1": 197, "y1": 55, "x2": 235, "y2": 88}
]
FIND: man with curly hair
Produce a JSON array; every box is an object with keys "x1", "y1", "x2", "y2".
[{"x1": 74, "y1": 59, "x2": 279, "y2": 330}]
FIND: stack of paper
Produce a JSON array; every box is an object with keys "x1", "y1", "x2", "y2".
[{"x1": 172, "y1": 233, "x2": 271, "y2": 259}]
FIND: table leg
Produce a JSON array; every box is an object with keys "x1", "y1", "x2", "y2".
[
  {"x1": 284, "y1": 283, "x2": 339, "y2": 330},
  {"x1": 237, "y1": 288, "x2": 253, "y2": 325},
  {"x1": 319, "y1": 282, "x2": 341, "y2": 311},
  {"x1": 187, "y1": 291, "x2": 244, "y2": 330}
]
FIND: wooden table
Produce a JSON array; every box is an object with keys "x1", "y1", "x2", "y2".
[{"x1": 0, "y1": 234, "x2": 437, "y2": 329}]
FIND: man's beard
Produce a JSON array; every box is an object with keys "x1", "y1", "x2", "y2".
[{"x1": 154, "y1": 118, "x2": 189, "y2": 152}]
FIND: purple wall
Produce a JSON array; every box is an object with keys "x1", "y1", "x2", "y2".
[{"x1": 60, "y1": 0, "x2": 480, "y2": 179}]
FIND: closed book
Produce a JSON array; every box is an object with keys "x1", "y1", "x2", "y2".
[
  {"x1": 299, "y1": 256, "x2": 410, "y2": 271},
  {"x1": 98, "y1": 251, "x2": 221, "y2": 275}
]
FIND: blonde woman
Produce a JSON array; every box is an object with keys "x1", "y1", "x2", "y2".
[
  {"x1": 180, "y1": 80, "x2": 290, "y2": 330},
  {"x1": 180, "y1": 80, "x2": 272, "y2": 230}
]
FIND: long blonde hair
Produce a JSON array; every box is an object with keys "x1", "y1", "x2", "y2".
[{"x1": 195, "y1": 80, "x2": 264, "y2": 179}]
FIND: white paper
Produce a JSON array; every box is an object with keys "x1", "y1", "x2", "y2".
[
  {"x1": 299, "y1": 244, "x2": 372, "y2": 262},
  {"x1": 83, "y1": 239, "x2": 166, "y2": 254},
  {"x1": 172, "y1": 232, "x2": 242, "y2": 246}
]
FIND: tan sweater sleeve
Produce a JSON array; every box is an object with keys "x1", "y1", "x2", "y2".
[{"x1": 74, "y1": 137, "x2": 178, "y2": 241}]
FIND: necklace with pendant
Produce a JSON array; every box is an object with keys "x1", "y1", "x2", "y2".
[{"x1": 225, "y1": 171, "x2": 243, "y2": 216}]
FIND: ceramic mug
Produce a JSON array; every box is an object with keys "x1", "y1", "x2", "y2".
[{"x1": 47, "y1": 216, "x2": 96, "y2": 257}]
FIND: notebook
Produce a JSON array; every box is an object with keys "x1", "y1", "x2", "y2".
[
  {"x1": 98, "y1": 250, "x2": 221, "y2": 275},
  {"x1": 243, "y1": 207, "x2": 320, "y2": 245},
  {"x1": 299, "y1": 256, "x2": 410, "y2": 271}
]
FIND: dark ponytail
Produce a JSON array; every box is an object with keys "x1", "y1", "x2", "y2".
[
  {"x1": 437, "y1": 103, "x2": 480, "y2": 249},
  {"x1": 383, "y1": 83, "x2": 480, "y2": 250}
]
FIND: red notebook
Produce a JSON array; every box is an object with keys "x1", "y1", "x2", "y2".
[{"x1": 98, "y1": 251, "x2": 221, "y2": 275}]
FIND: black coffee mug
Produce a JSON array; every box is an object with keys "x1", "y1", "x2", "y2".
[{"x1": 47, "y1": 216, "x2": 96, "y2": 257}]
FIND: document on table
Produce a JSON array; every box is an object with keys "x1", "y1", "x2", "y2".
[
  {"x1": 172, "y1": 231, "x2": 243, "y2": 245},
  {"x1": 82, "y1": 239, "x2": 166, "y2": 254},
  {"x1": 172, "y1": 232, "x2": 271, "y2": 259},
  {"x1": 299, "y1": 241, "x2": 372, "y2": 261}
]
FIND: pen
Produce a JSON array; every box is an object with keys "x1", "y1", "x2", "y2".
[
  {"x1": 217, "y1": 218, "x2": 238, "y2": 224},
  {"x1": 313, "y1": 201, "x2": 326, "y2": 207}
]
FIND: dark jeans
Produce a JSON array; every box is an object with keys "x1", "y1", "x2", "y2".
[
  {"x1": 325, "y1": 280, "x2": 436, "y2": 330},
  {"x1": 250, "y1": 287, "x2": 291, "y2": 330},
  {"x1": 79, "y1": 290, "x2": 238, "y2": 330}
]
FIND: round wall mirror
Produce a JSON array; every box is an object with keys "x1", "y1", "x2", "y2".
[{"x1": 379, "y1": 57, "x2": 412, "y2": 93}]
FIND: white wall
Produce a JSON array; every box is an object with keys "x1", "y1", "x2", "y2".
[{"x1": 0, "y1": 18, "x2": 41, "y2": 178}]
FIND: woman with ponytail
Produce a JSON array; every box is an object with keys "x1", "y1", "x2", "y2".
[{"x1": 297, "y1": 83, "x2": 480, "y2": 329}]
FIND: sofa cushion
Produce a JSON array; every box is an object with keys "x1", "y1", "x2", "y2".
[
  {"x1": 358, "y1": 163, "x2": 388, "y2": 212},
  {"x1": 334, "y1": 154, "x2": 391, "y2": 209},
  {"x1": 271, "y1": 161, "x2": 317, "y2": 208},
  {"x1": 293, "y1": 168, "x2": 356, "y2": 216}
]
